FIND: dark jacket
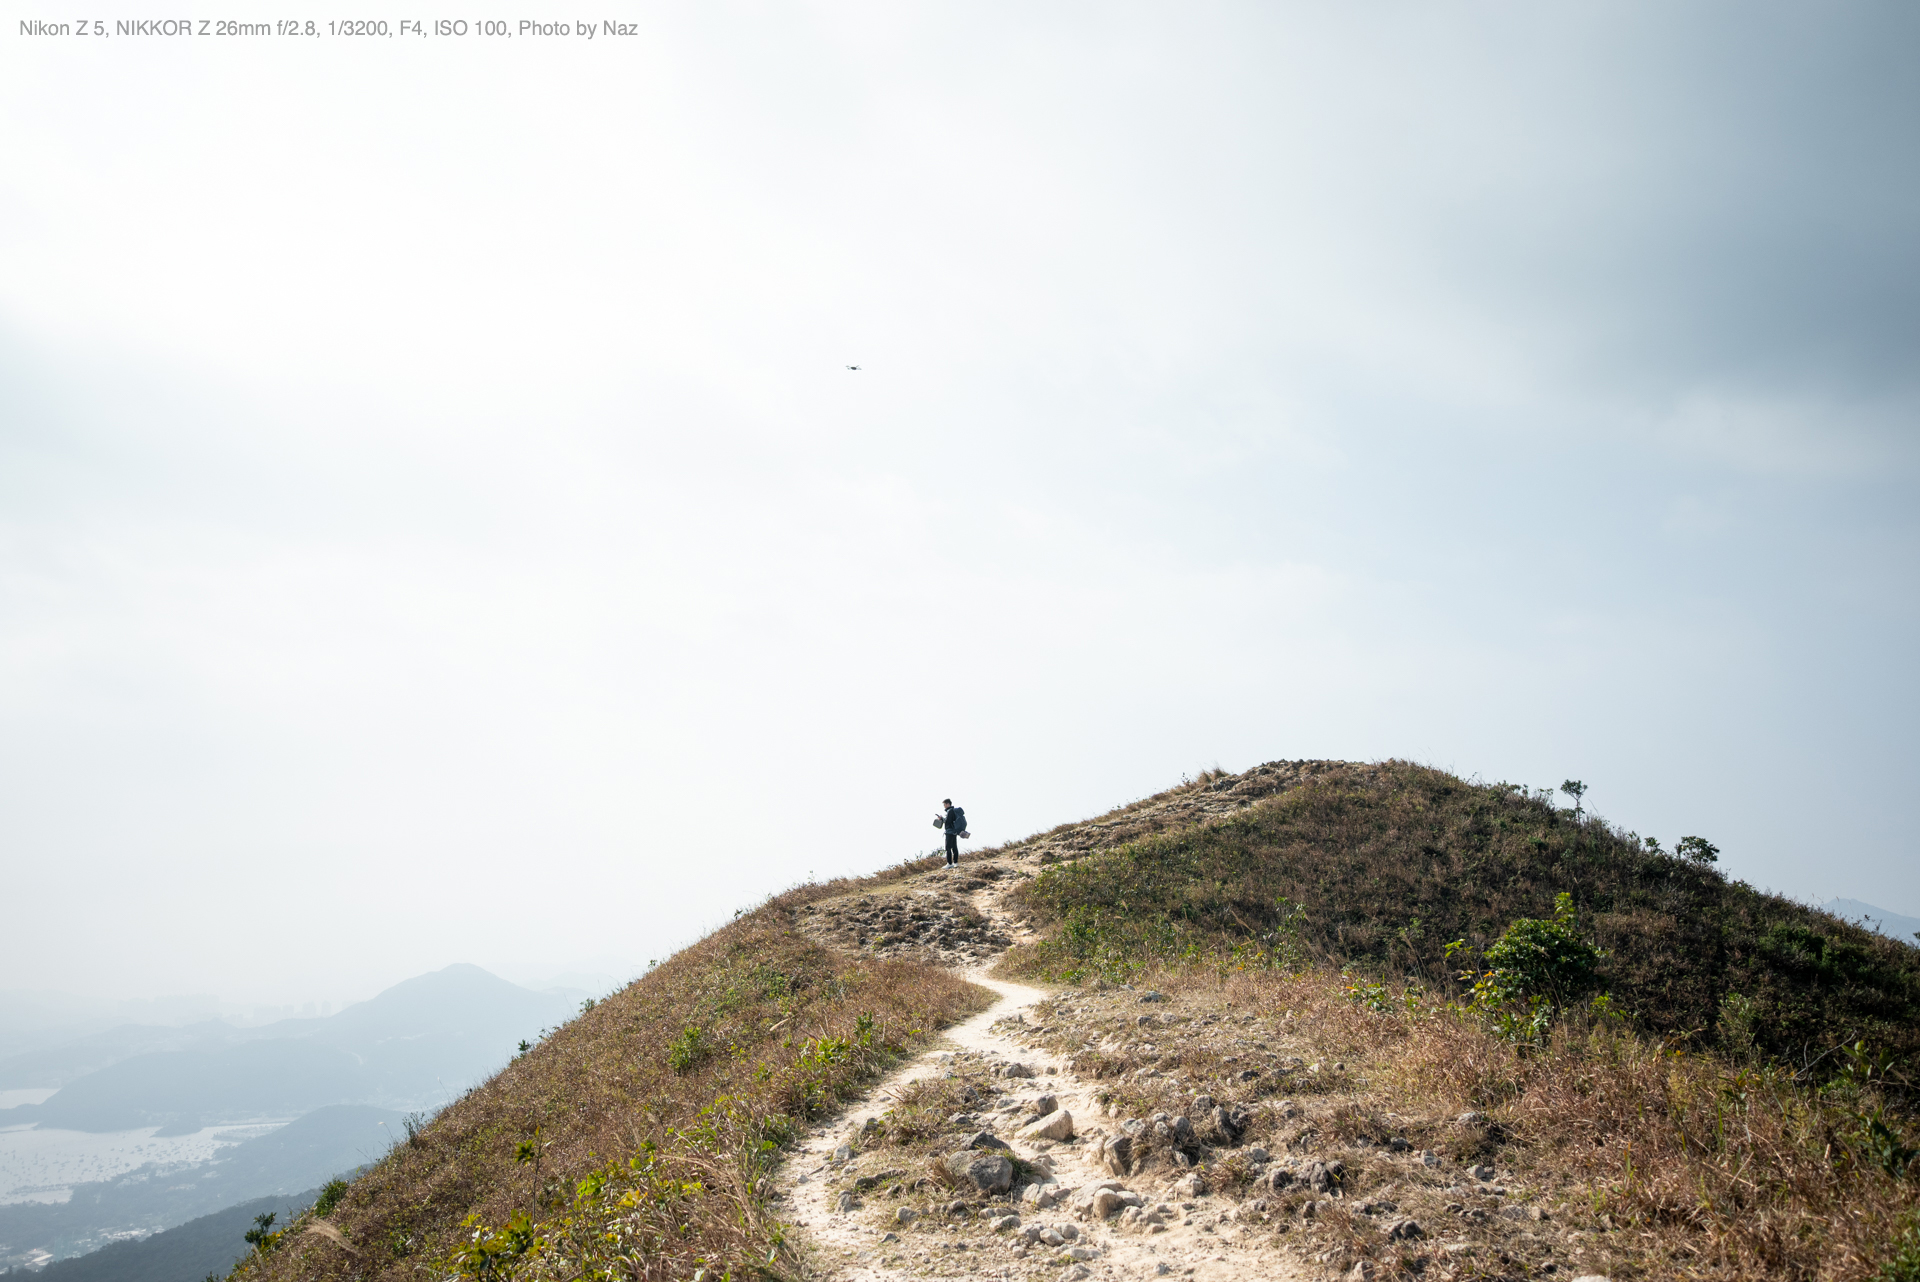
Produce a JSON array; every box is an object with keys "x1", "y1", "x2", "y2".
[{"x1": 943, "y1": 806, "x2": 966, "y2": 833}]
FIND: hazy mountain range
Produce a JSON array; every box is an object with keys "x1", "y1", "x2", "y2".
[
  {"x1": 1820, "y1": 899, "x2": 1920, "y2": 946},
  {"x1": 0, "y1": 964, "x2": 580, "y2": 1131},
  {"x1": 0, "y1": 964, "x2": 584, "y2": 1271}
]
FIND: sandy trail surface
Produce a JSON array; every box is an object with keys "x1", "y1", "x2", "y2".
[{"x1": 774, "y1": 866, "x2": 1311, "y2": 1282}]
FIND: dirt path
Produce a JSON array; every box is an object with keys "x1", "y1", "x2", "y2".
[{"x1": 775, "y1": 863, "x2": 1313, "y2": 1282}]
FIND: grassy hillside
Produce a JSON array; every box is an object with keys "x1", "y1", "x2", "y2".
[
  {"x1": 1005, "y1": 761, "x2": 1920, "y2": 1065},
  {"x1": 222, "y1": 759, "x2": 1920, "y2": 1282},
  {"x1": 235, "y1": 877, "x2": 987, "y2": 1282},
  {"x1": 993, "y1": 761, "x2": 1920, "y2": 1279}
]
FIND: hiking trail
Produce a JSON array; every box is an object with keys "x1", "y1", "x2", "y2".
[{"x1": 776, "y1": 856, "x2": 1314, "y2": 1282}]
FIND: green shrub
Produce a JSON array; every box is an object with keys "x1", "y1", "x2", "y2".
[
  {"x1": 1881, "y1": 1214, "x2": 1920, "y2": 1282},
  {"x1": 667, "y1": 1025, "x2": 707, "y2": 1074},
  {"x1": 1475, "y1": 892, "x2": 1606, "y2": 1008},
  {"x1": 243, "y1": 1212, "x2": 280, "y2": 1257},
  {"x1": 313, "y1": 1178, "x2": 350, "y2": 1218}
]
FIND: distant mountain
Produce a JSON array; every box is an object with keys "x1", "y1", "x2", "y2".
[
  {"x1": 1823, "y1": 898, "x2": 1920, "y2": 946},
  {"x1": 285, "y1": 963, "x2": 580, "y2": 1103},
  {"x1": 0, "y1": 1106, "x2": 397, "y2": 1269},
  {"x1": 12, "y1": 1187, "x2": 319, "y2": 1282},
  {"x1": 19, "y1": 1040, "x2": 366, "y2": 1133},
  {"x1": 0, "y1": 964, "x2": 577, "y2": 1130}
]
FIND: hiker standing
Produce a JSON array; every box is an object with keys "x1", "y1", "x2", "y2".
[{"x1": 935, "y1": 798, "x2": 968, "y2": 867}]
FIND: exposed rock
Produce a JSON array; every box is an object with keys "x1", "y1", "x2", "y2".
[
  {"x1": 1094, "y1": 1131, "x2": 1134, "y2": 1176},
  {"x1": 963, "y1": 1130, "x2": 1013, "y2": 1152},
  {"x1": 894, "y1": 1207, "x2": 919, "y2": 1224},
  {"x1": 1020, "y1": 1109, "x2": 1075, "y2": 1142},
  {"x1": 1457, "y1": 1111, "x2": 1488, "y2": 1127},
  {"x1": 836, "y1": 1191, "x2": 855, "y2": 1212},
  {"x1": 1027, "y1": 1092, "x2": 1059, "y2": 1117},
  {"x1": 989, "y1": 1214, "x2": 1021, "y2": 1232},
  {"x1": 1021, "y1": 1181, "x2": 1064, "y2": 1208},
  {"x1": 1385, "y1": 1218, "x2": 1425, "y2": 1241},
  {"x1": 1172, "y1": 1172, "x2": 1209, "y2": 1198},
  {"x1": 942, "y1": 1150, "x2": 1014, "y2": 1193},
  {"x1": 1209, "y1": 1104, "x2": 1248, "y2": 1143},
  {"x1": 1306, "y1": 1160, "x2": 1346, "y2": 1193}
]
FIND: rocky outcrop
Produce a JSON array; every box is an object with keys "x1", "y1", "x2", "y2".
[{"x1": 940, "y1": 1149, "x2": 1013, "y2": 1193}]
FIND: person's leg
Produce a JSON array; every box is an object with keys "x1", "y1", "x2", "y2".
[{"x1": 946, "y1": 832, "x2": 959, "y2": 865}]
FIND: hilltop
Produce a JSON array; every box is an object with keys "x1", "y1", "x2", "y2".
[
  {"x1": 230, "y1": 761, "x2": 1920, "y2": 1282},
  {"x1": 1001, "y1": 760, "x2": 1920, "y2": 1063}
]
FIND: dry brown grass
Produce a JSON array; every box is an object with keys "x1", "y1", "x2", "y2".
[
  {"x1": 235, "y1": 883, "x2": 990, "y2": 1282},
  {"x1": 1027, "y1": 962, "x2": 1920, "y2": 1280}
]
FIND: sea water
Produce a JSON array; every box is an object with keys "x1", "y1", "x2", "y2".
[{"x1": 0, "y1": 1118, "x2": 283, "y2": 1204}]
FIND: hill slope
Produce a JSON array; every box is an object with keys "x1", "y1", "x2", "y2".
[
  {"x1": 228, "y1": 760, "x2": 1920, "y2": 1282},
  {"x1": 1004, "y1": 760, "x2": 1920, "y2": 1062},
  {"x1": 235, "y1": 880, "x2": 988, "y2": 1282}
]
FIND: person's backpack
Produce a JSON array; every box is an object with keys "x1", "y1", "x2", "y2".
[{"x1": 952, "y1": 807, "x2": 967, "y2": 835}]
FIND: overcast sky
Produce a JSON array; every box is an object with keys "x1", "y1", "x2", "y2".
[{"x1": 2, "y1": 2, "x2": 1916, "y2": 1007}]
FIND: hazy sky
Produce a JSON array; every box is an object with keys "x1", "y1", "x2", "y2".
[{"x1": 3, "y1": 2, "x2": 1916, "y2": 1006}]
